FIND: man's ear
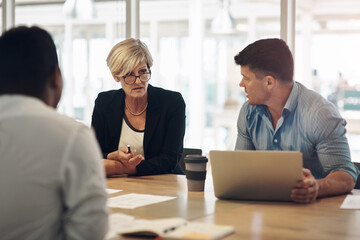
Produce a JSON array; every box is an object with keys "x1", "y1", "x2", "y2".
[{"x1": 264, "y1": 75, "x2": 276, "y2": 89}]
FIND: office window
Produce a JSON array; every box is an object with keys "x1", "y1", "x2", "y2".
[
  {"x1": 14, "y1": 0, "x2": 126, "y2": 125},
  {"x1": 295, "y1": 0, "x2": 360, "y2": 162},
  {"x1": 139, "y1": 0, "x2": 280, "y2": 151},
  {"x1": 12, "y1": 0, "x2": 359, "y2": 156},
  {"x1": 0, "y1": 6, "x2": 2, "y2": 33},
  {"x1": 10, "y1": 0, "x2": 282, "y2": 152}
]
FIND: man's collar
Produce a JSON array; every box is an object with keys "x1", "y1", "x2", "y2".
[
  {"x1": 254, "y1": 81, "x2": 298, "y2": 117},
  {"x1": 283, "y1": 81, "x2": 299, "y2": 114}
]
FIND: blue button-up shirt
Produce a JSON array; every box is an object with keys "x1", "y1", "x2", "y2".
[{"x1": 235, "y1": 82, "x2": 359, "y2": 181}]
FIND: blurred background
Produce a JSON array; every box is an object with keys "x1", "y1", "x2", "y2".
[{"x1": 1, "y1": 0, "x2": 360, "y2": 161}]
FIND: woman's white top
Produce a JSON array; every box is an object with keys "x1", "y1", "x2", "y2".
[{"x1": 118, "y1": 116, "x2": 144, "y2": 157}]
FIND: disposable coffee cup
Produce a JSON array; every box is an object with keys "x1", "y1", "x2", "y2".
[{"x1": 184, "y1": 154, "x2": 208, "y2": 191}]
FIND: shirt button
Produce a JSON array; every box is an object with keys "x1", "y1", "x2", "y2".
[{"x1": 274, "y1": 139, "x2": 278, "y2": 143}]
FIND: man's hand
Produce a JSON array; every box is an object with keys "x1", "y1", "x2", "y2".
[{"x1": 291, "y1": 168, "x2": 319, "y2": 203}]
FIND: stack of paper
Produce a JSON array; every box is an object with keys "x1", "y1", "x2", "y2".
[
  {"x1": 340, "y1": 189, "x2": 360, "y2": 209},
  {"x1": 107, "y1": 193, "x2": 176, "y2": 209}
]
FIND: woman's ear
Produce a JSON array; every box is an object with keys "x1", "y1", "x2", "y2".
[{"x1": 112, "y1": 73, "x2": 120, "y2": 82}]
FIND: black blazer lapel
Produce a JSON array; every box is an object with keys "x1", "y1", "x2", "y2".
[
  {"x1": 106, "y1": 89, "x2": 125, "y2": 151},
  {"x1": 144, "y1": 85, "x2": 160, "y2": 154}
]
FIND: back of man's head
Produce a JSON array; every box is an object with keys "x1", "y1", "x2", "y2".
[
  {"x1": 234, "y1": 38, "x2": 294, "y2": 83},
  {"x1": 0, "y1": 26, "x2": 59, "y2": 97}
]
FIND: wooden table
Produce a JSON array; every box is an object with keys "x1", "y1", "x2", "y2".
[{"x1": 107, "y1": 174, "x2": 360, "y2": 240}]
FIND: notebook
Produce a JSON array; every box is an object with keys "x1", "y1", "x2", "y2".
[
  {"x1": 209, "y1": 150, "x2": 303, "y2": 201},
  {"x1": 117, "y1": 217, "x2": 234, "y2": 240}
]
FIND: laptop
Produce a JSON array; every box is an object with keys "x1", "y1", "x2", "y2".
[{"x1": 209, "y1": 150, "x2": 303, "y2": 201}]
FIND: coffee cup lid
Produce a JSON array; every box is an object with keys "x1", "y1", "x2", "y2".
[{"x1": 184, "y1": 154, "x2": 208, "y2": 163}]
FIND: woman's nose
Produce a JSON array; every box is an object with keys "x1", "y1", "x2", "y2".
[{"x1": 135, "y1": 76, "x2": 142, "y2": 84}]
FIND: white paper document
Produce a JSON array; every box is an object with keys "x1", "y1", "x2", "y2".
[
  {"x1": 105, "y1": 213, "x2": 135, "y2": 240},
  {"x1": 107, "y1": 193, "x2": 176, "y2": 209},
  {"x1": 106, "y1": 188, "x2": 123, "y2": 195},
  {"x1": 340, "y1": 189, "x2": 360, "y2": 209}
]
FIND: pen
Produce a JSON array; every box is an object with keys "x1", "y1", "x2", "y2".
[
  {"x1": 127, "y1": 144, "x2": 131, "y2": 154},
  {"x1": 163, "y1": 226, "x2": 177, "y2": 234},
  {"x1": 163, "y1": 223, "x2": 187, "y2": 234}
]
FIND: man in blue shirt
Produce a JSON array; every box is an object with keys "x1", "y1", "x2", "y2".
[{"x1": 234, "y1": 38, "x2": 359, "y2": 203}]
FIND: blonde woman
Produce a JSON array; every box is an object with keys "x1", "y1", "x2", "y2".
[{"x1": 91, "y1": 39, "x2": 186, "y2": 177}]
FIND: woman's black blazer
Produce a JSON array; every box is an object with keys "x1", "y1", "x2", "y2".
[{"x1": 91, "y1": 84, "x2": 186, "y2": 176}]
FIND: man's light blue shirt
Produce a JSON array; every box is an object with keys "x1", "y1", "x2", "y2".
[{"x1": 235, "y1": 82, "x2": 359, "y2": 181}]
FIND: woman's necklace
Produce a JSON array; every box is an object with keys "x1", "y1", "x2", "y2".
[{"x1": 125, "y1": 99, "x2": 148, "y2": 116}]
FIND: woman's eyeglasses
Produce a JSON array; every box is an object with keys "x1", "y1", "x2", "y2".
[{"x1": 117, "y1": 72, "x2": 151, "y2": 85}]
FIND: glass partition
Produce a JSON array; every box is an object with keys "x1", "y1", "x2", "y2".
[
  {"x1": 14, "y1": 0, "x2": 126, "y2": 125},
  {"x1": 139, "y1": 0, "x2": 280, "y2": 152},
  {"x1": 0, "y1": 6, "x2": 2, "y2": 33},
  {"x1": 10, "y1": 0, "x2": 359, "y2": 156},
  {"x1": 295, "y1": 0, "x2": 360, "y2": 162}
]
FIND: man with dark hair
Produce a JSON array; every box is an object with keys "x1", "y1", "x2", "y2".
[
  {"x1": 0, "y1": 26, "x2": 108, "y2": 239},
  {"x1": 234, "y1": 38, "x2": 359, "y2": 203}
]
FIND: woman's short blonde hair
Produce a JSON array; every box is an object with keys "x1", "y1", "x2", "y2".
[{"x1": 106, "y1": 38, "x2": 153, "y2": 77}]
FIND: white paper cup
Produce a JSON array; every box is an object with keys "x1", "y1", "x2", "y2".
[{"x1": 184, "y1": 155, "x2": 208, "y2": 191}]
